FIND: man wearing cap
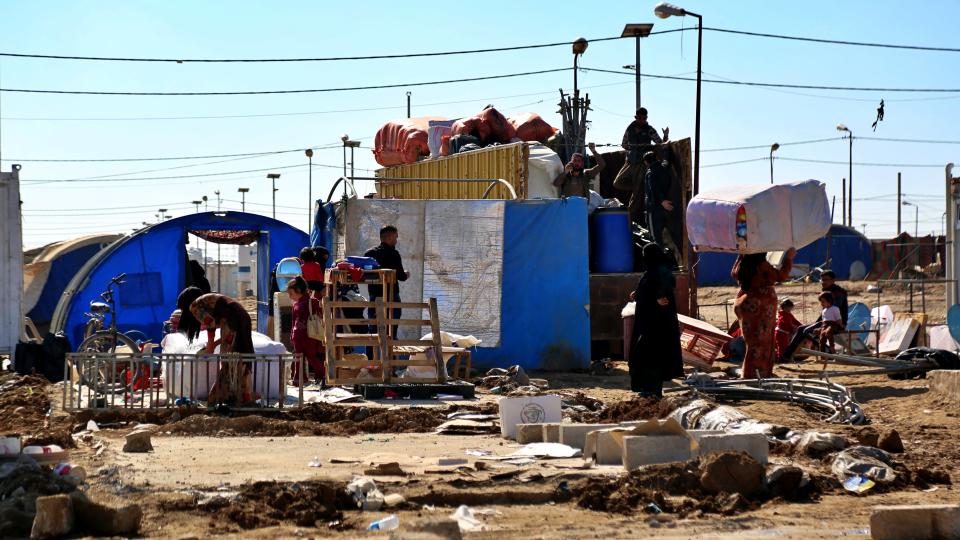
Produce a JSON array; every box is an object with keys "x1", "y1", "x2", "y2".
[
  {"x1": 780, "y1": 271, "x2": 849, "y2": 361},
  {"x1": 613, "y1": 107, "x2": 670, "y2": 225},
  {"x1": 553, "y1": 142, "x2": 605, "y2": 198}
]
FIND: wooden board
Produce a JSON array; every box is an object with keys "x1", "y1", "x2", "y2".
[{"x1": 878, "y1": 313, "x2": 924, "y2": 355}]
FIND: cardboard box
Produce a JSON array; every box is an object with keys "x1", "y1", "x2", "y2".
[{"x1": 498, "y1": 395, "x2": 562, "y2": 439}]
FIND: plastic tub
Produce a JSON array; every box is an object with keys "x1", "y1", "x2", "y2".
[{"x1": 590, "y1": 208, "x2": 634, "y2": 273}]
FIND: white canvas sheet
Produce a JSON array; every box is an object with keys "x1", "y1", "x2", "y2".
[
  {"x1": 686, "y1": 180, "x2": 831, "y2": 254},
  {"x1": 344, "y1": 200, "x2": 503, "y2": 345}
]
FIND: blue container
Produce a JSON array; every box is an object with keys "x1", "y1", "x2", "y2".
[
  {"x1": 590, "y1": 208, "x2": 634, "y2": 273},
  {"x1": 346, "y1": 256, "x2": 379, "y2": 269}
]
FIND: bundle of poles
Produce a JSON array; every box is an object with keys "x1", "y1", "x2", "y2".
[
  {"x1": 666, "y1": 376, "x2": 867, "y2": 424},
  {"x1": 794, "y1": 348, "x2": 939, "y2": 377}
]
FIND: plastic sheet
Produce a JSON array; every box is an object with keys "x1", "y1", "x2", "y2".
[
  {"x1": 508, "y1": 112, "x2": 556, "y2": 143},
  {"x1": 451, "y1": 106, "x2": 516, "y2": 145},
  {"x1": 687, "y1": 180, "x2": 831, "y2": 254},
  {"x1": 831, "y1": 446, "x2": 896, "y2": 483}
]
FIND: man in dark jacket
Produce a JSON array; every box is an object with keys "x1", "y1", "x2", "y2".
[
  {"x1": 613, "y1": 107, "x2": 670, "y2": 224},
  {"x1": 643, "y1": 151, "x2": 675, "y2": 248},
  {"x1": 780, "y1": 270, "x2": 849, "y2": 361},
  {"x1": 364, "y1": 225, "x2": 409, "y2": 335}
]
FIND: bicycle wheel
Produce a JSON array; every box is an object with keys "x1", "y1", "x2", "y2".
[{"x1": 77, "y1": 331, "x2": 142, "y2": 393}]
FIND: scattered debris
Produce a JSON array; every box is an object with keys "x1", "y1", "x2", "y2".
[
  {"x1": 368, "y1": 514, "x2": 399, "y2": 531},
  {"x1": 346, "y1": 476, "x2": 385, "y2": 511},
  {"x1": 699, "y1": 453, "x2": 765, "y2": 496},
  {"x1": 508, "y1": 443, "x2": 581, "y2": 459},
  {"x1": 122, "y1": 430, "x2": 153, "y2": 453},
  {"x1": 842, "y1": 475, "x2": 875, "y2": 494},
  {"x1": 831, "y1": 446, "x2": 896, "y2": 484},
  {"x1": 30, "y1": 494, "x2": 74, "y2": 539},
  {"x1": 450, "y1": 505, "x2": 485, "y2": 532},
  {"x1": 307, "y1": 456, "x2": 322, "y2": 468},
  {"x1": 364, "y1": 462, "x2": 407, "y2": 476},
  {"x1": 795, "y1": 432, "x2": 848, "y2": 456},
  {"x1": 878, "y1": 429, "x2": 905, "y2": 453}
]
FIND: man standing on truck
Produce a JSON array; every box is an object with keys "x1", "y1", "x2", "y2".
[
  {"x1": 553, "y1": 142, "x2": 605, "y2": 198},
  {"x1": 365, "y1": 225, "x2": 409, "y2": 337},
  {"x1": 613, "y1": 107, "x2": 670, "y2": 224}
]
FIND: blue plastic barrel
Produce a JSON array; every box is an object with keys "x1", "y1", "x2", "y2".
[{"x1": 590, "y1": 208, "x2": 634, "y2": 273}]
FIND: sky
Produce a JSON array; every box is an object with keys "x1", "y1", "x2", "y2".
[{"x1": 2, "y1": 0, "x2": 959, "y2": 249}]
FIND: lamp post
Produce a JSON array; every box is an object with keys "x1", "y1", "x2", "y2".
[
  {"x1": 158, "y1": 208, "x2": 168, "y2": 220},
  {"x1": 191, "y1": 200, "x2": 202, "y2": 213},
  {"x1": 344, "y1": 139, "x2": 360, "y2": 179},
  {"x1": 621, "y1": 23, "x2": 654, "y2": 109},
  {"x1": 340, "y1": 134, "x2": 349, "y2": 177},
  {"x1": 305, "y1": 148, "x2": 314, "y2": 230},
  {"x1": 237, "y1": 188, "x2": 249, "y2": 212},
  {"x1": 571, "y1": 38, "x2": 588, "y2": 158},
  {"x1": 769, "y1": 143, "x2": 780, "y2": 184},
  {"x1": 837, "y1": 123, "x2": 853, "y2": 226},
  {"x1": 267, "y1": 173, "x2": 280, "y2": 218},
  {"x1": 902, "y1": 201, "x2": 919, "y2": 238},
  {"x1": 655, "y1": 2, "x2": 701, "y2": 195}
]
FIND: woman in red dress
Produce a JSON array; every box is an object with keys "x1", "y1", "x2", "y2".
[
  {"x1": 286, "y1": 277, "x2": 325, "y2": 385},
  {"x1": 731, "y1": 248, "x2": 795, "y2": 379}
]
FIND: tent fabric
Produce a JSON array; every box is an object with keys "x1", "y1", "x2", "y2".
[
  {"x1": 310, "y1": 200, "x2": 337, "y2": 265},
  {"x1": 50, "y1": 211, "x2": 308, "y2": 349},
  {"x1": 189, "y1": 229, "x2": 259, "y2": 245},
  {"x1": 687, "y1": 180, "x2": 831, "y2": 254},
  {"x1": 695, "y1": 224, "x2": 875, "y2": 285},
  {"x1": 869, "y1": 232, "x2": 945, "y2": 278},
  {"x1": 20, "y1": 233, "x2": 121, "y2": 321}
]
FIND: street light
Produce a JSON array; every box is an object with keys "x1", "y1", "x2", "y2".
[
  {"x1": 238, "y1": 187, "x2": 249, "y2": 212},
  {"x1": 769, "y1": 143, "x2": 780, "y2": 184},
  {"x1": 621, "y1": 24, "x2": 654, "y2": 109},
  {"x1": 902, "y1": 201, "x2": 919, "y2": 238},
  {"x1": 158, "y1": 208, "x2": 168, "y2": 221},
  {"x1": 191, "y1": 200, "x2": 202, "y2": 213},
  {"x1": 654, "y1": 2, "x2": 702, "y2": 196},
  {"x1": 267, "y1": 173, "x2": 281, "y2": 218},
  {"x1": 837, "y1": 123, "x2": 853, "y2": 226},
  {"x1": 305, "y1": 148, "x2": 314, "y2": 231}
]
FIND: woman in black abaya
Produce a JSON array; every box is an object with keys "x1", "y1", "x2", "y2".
[{"x1": 627, "y1": 243, "x2": 684, "y2": 396}]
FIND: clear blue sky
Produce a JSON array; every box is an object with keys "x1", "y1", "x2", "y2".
[{"x1": 2, "y1": 0, "x2": 959, "y2": 248}]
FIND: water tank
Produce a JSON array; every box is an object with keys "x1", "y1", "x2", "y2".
[{"x1": 590, "y1": 208, "x2": 634, "y2": 273}]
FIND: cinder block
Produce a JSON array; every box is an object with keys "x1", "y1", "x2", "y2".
[
  {"x1": 559, "y1": 424, "x2": 619, "y2": 451},
  {"x1": 542, "y1": 424, "x2": 561, "y2": 443},
  {"x1": 595, "y1": 430, "x2": 627, "y2": 465},
  {"x1": 928, "y1": 370, "x2": 960, "y2": 401},
  {"x1": 870, "y1": 504, "x2": 960, "y2": 540},
  {"x1": 695, "y1": 433, "x2": 769, "y2": 465},
  {"x1": 622, "y1": 435, "x2": 695, "y2": 470},
  {"x1": 516, "y1": 423, "x2": 545, "y2": 444}
]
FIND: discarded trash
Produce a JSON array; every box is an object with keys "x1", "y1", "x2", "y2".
[
  {"x1": 843, "y1": 475, "x2": 876, "y2": 494},
  {"x1": 832, "y1": 446, "x2": 896, "y2": 483},
  {"x1": 367, "y1": 514, "x2": 399, "y2": 531},
  {"x1": 307, "y1": 456, "x2": 322, "y2": 468},
  {"x1": 363, "y1": 462, "x2": 406, "y2": 476},
  {"x1": 23, "y1": 444, "x2": 67, "y2": 463},
  {"x1": 450, "y1": 505, "x2": 485, "y2": 532},
  {"x1": 796, "y1": 432, "x2": 847, "y2": 455},
  {"x1": 439, "y1": 458, "x2": 469, "y2": 466},
  {"x1": 86, "y1": 420, "x2": 100, "y2": 432},
  {"x1": 646, "y1": 502, "x2": 663, "y2": 514},
  {"x1": 123, "y1": 430, "x2": 153, "y2": 453},
  {"x1": 174, "y1": 397, "x2": 192, "y2": 406},
  {"x1": 384, "y1": 493, "x2": 405, "y2": 507},
  {"x1": 0, "y1": 436, "x2": 21, "y2": 456},
  {"x1": 508, "y1": 442, "x2": 582, "y2": 459},
  {"x1": 346, "y1": 476, "x2": 385, "y2": 511},
  {"x1": 53, "y1": 463, "x2": 87, "y2": 485}
]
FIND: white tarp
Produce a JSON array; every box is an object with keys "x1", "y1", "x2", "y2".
[
  {"x1": 686, "y1": 180, "x2": 831, "y2": 254},
  {"x1": 526, "y1": 143, "x2": 564, "y2": 199},
  {"x1": 344, "y1": 200, "x2": 504, "y2": 345}
]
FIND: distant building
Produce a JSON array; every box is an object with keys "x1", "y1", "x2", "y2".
[{"x1": 237, "y1": 244, "x2": 257, "y2": 298}]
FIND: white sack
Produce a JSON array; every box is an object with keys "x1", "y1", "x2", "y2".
[
  {"x1": 686, "y1": 180, "x2": 831, "y2": 254},
  {"x1": 526, "y1": 143, "x2": 564, "y2": 199}
]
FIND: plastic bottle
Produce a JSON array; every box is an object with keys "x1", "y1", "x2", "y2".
[{"x1": 368, "y1": 515, "x2": 399, "y2": 531}]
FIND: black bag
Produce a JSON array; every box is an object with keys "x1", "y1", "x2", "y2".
[
  {"x1": 41, "y1": 333, "x2": 71, "y2": 382},
  {"x1": 14, "y1": 342, "x2": 44, "y2": 377},
  {"x1": 889, "y1": 347, "x2": 960, "y2": 380}
]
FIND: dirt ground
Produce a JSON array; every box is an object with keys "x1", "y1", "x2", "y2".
[
  {"x1": 699, "y1": 281, "x2": 948, "y2": 331},
  {"x1": 0, "y1": 357, "x2": 953, "y2": 539},
  {"x1": 2, "y1": 281, "x2": 958, "y2": 538}
]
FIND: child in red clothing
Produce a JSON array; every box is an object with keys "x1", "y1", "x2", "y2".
[
  {"x1": 299, "y1": 247, "x2": 324, "y2": 295},
  {"x1": 775, "y1": 298, "x2": 802, "y2": 360}
]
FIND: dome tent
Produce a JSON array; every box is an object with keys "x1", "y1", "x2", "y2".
[{"x1": 51, "y1": 211, "x2": 308, "y2": 349}]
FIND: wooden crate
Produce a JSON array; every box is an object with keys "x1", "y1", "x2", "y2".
[{"x1": 678, "y1": 314, "x2": 732, "y2": 370}]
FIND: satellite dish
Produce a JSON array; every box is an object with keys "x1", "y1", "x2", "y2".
[
  {"x1": 847, "y1": 302, "x2": 871, "y2": 342},
  {"x1": 849, "y1": 260, "x2": 867, "y2": 281},
  {"x1": 948, "y1": 304, "x2": 960, "y2": 344}
]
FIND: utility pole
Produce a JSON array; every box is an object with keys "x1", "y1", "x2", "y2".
[
  {"x1": 214, "y1": 190, "x2": 222, "y2": 293},
  {"x1": 897, "y1": 172, "x2": 902, "y2": 235},
  {"x1": 842, "y1": 178, "x2": 846, "y2": 226},
  {"x1": 406, "y1": 92, "x2": 411, "y2": 118},
  {"x1": 947, "y1": 163, "x2": 957, "y2": 306}
]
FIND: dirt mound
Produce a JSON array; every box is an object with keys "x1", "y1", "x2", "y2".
[
  {"x1": 596, "y1": 393, "x2": 693, "y2": 423},
  {"x1": 576, "y1": 454, "x2": 823, "y2": 517},
  {"x1": 0, "y1": 373, "x2": 74, "y2": 448},
  {"x1": 165, "y1": 405, "x2": 449, "y2": 437},
  {"x1": 209, "y1": 480, "x2": 353, "y2": 530},
  {"x1": 0, "y1": 465, "x2": 77, "y2": 538}
]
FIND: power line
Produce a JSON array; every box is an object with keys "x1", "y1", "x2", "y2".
[
  {"x1": 2, "y1": 142, "x2": 349, "y2": 162},
  {"x1": 778, "y1": 157, "x2": 945, "y2": 168},
  {"x1": 0, "y1": 36, "x2": 632, "y2": 63},
  {"x1": 0, "y1": 68, "x2": 571, "y2": 96},
  {"x1": 21, "y1": 163, "x2": 307, "y2": 183},
  {"x1": 858, "y1": 136, "x2": 960, "y2": 145},
  {"x1": 583, "y1": 67, "x2": 960, "y2": 93},
  {"x1": 701, "y1": 137, "x2": 842, "y2": 153},
  {"x1": 703, "y1": 27, "x2": 960, "y2": 53}
]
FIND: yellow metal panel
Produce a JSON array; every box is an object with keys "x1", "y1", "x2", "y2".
[{"x1": 375, "y1": 142, "x2": 528, "y2": 200}]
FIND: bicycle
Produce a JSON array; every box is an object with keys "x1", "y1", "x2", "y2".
[{"x1": 76, "y1": 273, "x2": 153, "y2": 393}]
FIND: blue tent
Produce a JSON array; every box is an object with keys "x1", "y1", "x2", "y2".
[
  {"x1": 51, "y1": 211, "x2": 308, "y2": 349},
  {"x1": 695, "y1": 224, "x2": 873, "y2": 285}
]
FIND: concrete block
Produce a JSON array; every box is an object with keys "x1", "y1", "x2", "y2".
[
  {"x1": 622, "y1": 435, "x2": 695, "y2": 470},
  {"x1": 516, "y1": 423, "x2": 545, "y2": 444},
  {"x1": 870, "y1": 504, "x2": 960, "y2": 540},
  {"x1": 559, "y1": 424, "x2": 619, "y2": 451},
  {"x1": 542, "y1": 423, "x2": 561, "y2": 443},
  {"x1": 594, "y1": 430, "x2": 628, "y2": 465},
  {"x1": 928, "y1": 370, "x2": 960, "y2": 401},
  {"x1": 31, "y1": 494, "x2": 74, "y2": 538},
  {"x1": 696, "y1": 433, "x2": 769, "y2": 465}
]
